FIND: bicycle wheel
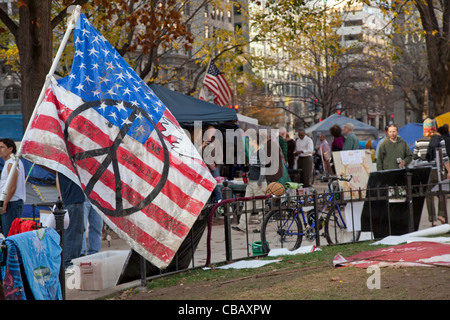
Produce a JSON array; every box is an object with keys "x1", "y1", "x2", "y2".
[
  {"x1": 261, "y1": 209, "x2": 303, "y2": 253},
  {"x1": 324, "y1": 206, "x2": 361, "y2": 244}
]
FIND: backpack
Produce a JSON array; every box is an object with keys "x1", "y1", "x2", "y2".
[{"x1": 426, "y1": 135, "x2": 442, "y2": 162}]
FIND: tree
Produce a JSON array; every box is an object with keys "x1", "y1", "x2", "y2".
[
  {"x1": 0, "y1": 0, "x2": 216, "y2": 132},
  {"x1": 1, "y1": 0, "x2": 259, "y2": 131},
  {"x1": 0, "y1": 0, "x2": 90, "y2": 132},
  {"x1": 239, "y1": 85, "x2": 282, "y2": 127},
  {"x1": 372, "y1": 0, "x2": 449, "y2": 117},
  {"x1": 251, "y1": 1, "x2": 358, "y2": 120}
]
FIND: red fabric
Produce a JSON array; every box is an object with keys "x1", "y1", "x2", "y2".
[
  {"x1": 7, "y1": 218, "x2": 39, "y2": 237},
  {"x1": 334, "y1": 241, "x2": 450, "y2": 268}
]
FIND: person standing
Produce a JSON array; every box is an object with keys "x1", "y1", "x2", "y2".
[
  {"x1": 202, "y1": 125, "x2": 223, "y2": 202},
  {"x1": 316, "y1": 134, "x2": 332, "y2": 175},
  {"x1": 376, "y1": 125, "x2": 389, "y2": 159},
  {"x1": 330, "y1": 124, "x2": 344, "y2": 152},
  {"x1": 81, "y1": 199, "x2": 103, "y2": 256},
  {"x1": 376, "y1": 124, "x2": 412, "y2": 170},
  {"x1": 413, "y1": 118, "x2": 450, "y2": 226},
  {"x1": 294, "y1": 128, "x2": 314, "y2": 187},
  {"x1": 278, "y1": 127, "x2": 288, "y2": 164},
  {"x1": 56, "y1": 172, "x2": 86, "y2": 269},
  {"x1": 286, "y1": 133, "x2": 296, "y2": 169},
  {"x1": 343, "y1": 123, "x2": 359, "y2": 150},
  {"x1": 0, "y1": 138, "x2": 26, "y2": 237},
  {"x1": 329, "y1": 124, "x2": 344, "y2": 174},
  {"x1": 437, "y1": 125, "x2": 450, "y2": 155},
  {"x1": 233, "y1": 132, "x2": 268, "y2": 233}
]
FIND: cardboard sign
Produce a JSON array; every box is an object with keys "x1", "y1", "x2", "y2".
[{"x1": 332, "y1": 150, "x2": 375, "y2": 199}]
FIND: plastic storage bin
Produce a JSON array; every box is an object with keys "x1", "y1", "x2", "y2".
[{"x1": 71, "y1": 250, "x2": 130, "y2": 291}]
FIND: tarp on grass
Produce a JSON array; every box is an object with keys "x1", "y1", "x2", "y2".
[{"x1": 333, "y1": 241, "x2": 450, "y2": 268}]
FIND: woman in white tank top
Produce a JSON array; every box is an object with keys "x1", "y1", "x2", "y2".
[{"x1": 0, "y1": 138, "x2": 26, "y2": 237}]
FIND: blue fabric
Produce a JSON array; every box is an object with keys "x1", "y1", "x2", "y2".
[
  {"x1": 4, "y1": 228, "x2": 62, "y2": 300},
  {"x1": 0, "y1": 157, "x2": 56, "y2": 186},
  {"x1": 0, "y1": 114, "x2": 23, "y2": 141},
  {"x1": 398, "y1": 123, "x2": 423, "y2": 152},
  {"x1": 82, "y1": 200, "x2": 103, "y2": 255},
  {"x1": 1, "y1": 240, "x2": 27, "y2": 300}
]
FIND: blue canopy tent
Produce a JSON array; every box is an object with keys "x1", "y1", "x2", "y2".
[{"x1": 398, "y1": 123, "x2": 423, "y2": 152}]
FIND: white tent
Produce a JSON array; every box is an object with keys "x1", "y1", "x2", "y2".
[{"x1": 305, "y1": 114, "x2": 380, "y2": 145}]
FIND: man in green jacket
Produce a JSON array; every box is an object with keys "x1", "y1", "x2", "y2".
[
  {"x1": 343, "y1": 123, "x2": 359, "y2": 150},
  {"x1": 376, "y1": 124, "x2": 412, "y2": 170}
]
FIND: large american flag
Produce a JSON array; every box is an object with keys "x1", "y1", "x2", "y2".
[
  {"x1": 20, "y1": 13, "x2": 216, "y2": 269},
  {"x1": 203, "y1": 61, "x2": 232, "y2": 106}
]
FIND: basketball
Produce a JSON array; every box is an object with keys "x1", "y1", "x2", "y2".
[{"x1": 265, "y1": 182, "x2": 286, "y2": 197}]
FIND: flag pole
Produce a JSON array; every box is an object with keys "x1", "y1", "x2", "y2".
[
  {"x1": 199, "y1": 57, "x2": 212, "y2": 100},
  {"x1": 203, "y1": 58, "x2": 212, "y2": 84},
  {"x1": 0, "y1": 5, "x2": 81, "y2": 204}
]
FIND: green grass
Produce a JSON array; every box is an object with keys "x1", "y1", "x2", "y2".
[
  {"x1": 143, "y1": 241, "x2": 387, "y2": 291},
  {"x1": 106, "y1": 233, "x2": 450, "y2": 300}
]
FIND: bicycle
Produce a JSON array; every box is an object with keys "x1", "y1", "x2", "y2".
[{"x1": 260, "y1": 175, "x2": 360, "y2": 253}]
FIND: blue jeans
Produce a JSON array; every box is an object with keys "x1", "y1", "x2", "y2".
[
  {"x1": 63, "y1": 202, "x2": 85, "y2": 268},
  {"x1": 210, "y1": 167, "x2": 223, "y2": 201},
  {"x1": 1, "y1": 199, "x2": 23, "y2": 237},
  {"x1": 81, "y1": 200, "x2": 103, "y2": 255}
]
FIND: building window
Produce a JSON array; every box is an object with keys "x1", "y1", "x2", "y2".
[
  {"x1": 4, "y1": 85, "x2": 21, "y2": 104},
  {"x1": 184, "y1": 3, "x2": 190, "y2": 16},
  {"x1": 344, "y1": 33, "x2": 362, "y2": 41},
  {"x1": 234, "y1": 4, "x2": 241, "y2": 15},
  {"x1": 344, "y1": 19, "x2": 363, "y2": 27}
]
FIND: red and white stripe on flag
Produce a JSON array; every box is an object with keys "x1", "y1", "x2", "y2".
[
  {"x1": 203, "y1": 61, "x2": 232, "y2": 106},
  {"x1": 20, "y1": 78, "x2": 216, "y2": 269}
]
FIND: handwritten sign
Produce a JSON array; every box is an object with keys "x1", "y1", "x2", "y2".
[
  {"x1": 332, "y1": 150, "x2": 375, "y2": 232},
  {"x1": 332, "y1": 150, "x2": 375, "y2": 199},
  {"x1": 340, "y1": 150, "x2": 362, "y2": 165}
]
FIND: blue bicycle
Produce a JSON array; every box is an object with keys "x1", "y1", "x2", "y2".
[{"x1": 260, "y1": 175, "x2": 360, "y2": 252}]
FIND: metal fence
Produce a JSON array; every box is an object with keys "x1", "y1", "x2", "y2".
[
  {"x1": 52, "y1": 175, "x2": 449, "y2": 297},
  {"x1": 199, "y1": 177, "x2": 449, "y2": 267}
]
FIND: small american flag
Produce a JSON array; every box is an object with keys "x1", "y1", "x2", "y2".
[
  {"x1": 203, "y1": 61, "x2": 232, "y2": 106},
  {"x1": 20, "y1": 13, "x2": 216, "y2": 269}
]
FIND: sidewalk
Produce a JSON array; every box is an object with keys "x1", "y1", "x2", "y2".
[
  {"x1": 65, "y1": 217, "x2": 258, "y2": 300},
  {"x1": 66, "y1": 181, "x2": 448, "y2": 300}
]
